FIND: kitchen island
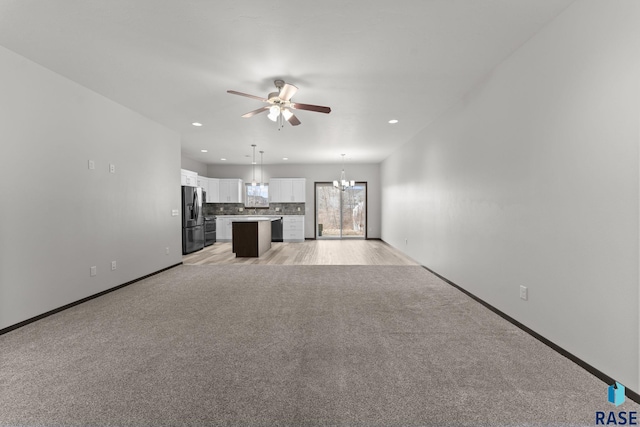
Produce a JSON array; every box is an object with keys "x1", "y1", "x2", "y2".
[{"x1": 231, "y1": 217, "x2": 276, "y2": 257}]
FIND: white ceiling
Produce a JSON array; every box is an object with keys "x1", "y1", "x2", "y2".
[{"x1": 0, "y1": 0, "x2": 574, "y2": 165}]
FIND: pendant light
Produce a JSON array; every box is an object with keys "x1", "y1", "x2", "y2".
[
  {"x1": 251, "y1": 144, "x2": 257, "y2": 186},
  {"x1": 259, "y1": 150, "x2": 265, "y2": 188},
  {"x1": 333, "y1": 154, "x2": 355, "y2": 191}
]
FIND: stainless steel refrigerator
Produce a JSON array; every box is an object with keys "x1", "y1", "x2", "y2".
[{"x1": 182, "y1": 186, "x2": 204, "y2": 254}]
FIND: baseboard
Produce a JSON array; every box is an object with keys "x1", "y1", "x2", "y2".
[
  {"x1": 421, "y1": 265, "x2": 640, "y2": 405},
  {"x1": 0, "y1": 262, "x2": 183, "y2": 336}
]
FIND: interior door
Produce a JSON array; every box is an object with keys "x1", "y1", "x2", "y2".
[{"x1": 315, "y1": 182, "x2": 366, "y2": 239}]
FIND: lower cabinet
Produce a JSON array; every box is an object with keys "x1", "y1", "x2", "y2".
[
  {"x1": 215, "y1": 217, "x2": 234, "y2": 241},
  {"x1": 283, "y1": 216, "x2": 304, "y2": 242},
  {"x1": 215, "y1": 215, "x2": 304, "y2": 242}
]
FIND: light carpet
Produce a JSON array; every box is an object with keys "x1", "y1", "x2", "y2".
[{"x1": 1, "y1": 265, "x2": 636, "y2": 426}]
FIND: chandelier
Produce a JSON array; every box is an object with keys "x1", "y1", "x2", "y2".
[{"x1": 333, "y1": 154, "x2": 355, "y2": 191}]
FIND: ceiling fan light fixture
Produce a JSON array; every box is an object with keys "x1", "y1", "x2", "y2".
[
  {"x1": 267, "y1": 105, "x2": 280, "y2": 122},
  {"x1": 228, "y1": 80, "x2": 331, "y2": 128}
]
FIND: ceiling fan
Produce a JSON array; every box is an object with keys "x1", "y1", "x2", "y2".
[{"x1": 227, "y1": 79, "x2": 331, "y2": 127}]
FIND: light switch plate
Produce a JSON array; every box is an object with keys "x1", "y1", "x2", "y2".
[
  {"x1": 88, "y1": 160, "x2": 95, "y2": 170},
  {"x1": 109, "y1": 163, "x2": 116, "y2": 174}
]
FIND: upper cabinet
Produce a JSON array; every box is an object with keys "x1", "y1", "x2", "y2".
[
  {"x1": 197, "y1": 176, "x2": 221, "y2": 202},
  {"x1": 181, "y1": 171, "x2": 241, "y2": 203},
  {"x1": 219, "y1": 179, "x2": 243, "y2": 203},
  {"x1": 269, "y1": 178, "x2": 306, "y2": 203},
  {"x1": 196, "y1": 176, "x2": 209, "y2": 200},
  {"x1": 181, "y1": 169, "x2": 198, "y2": 187},
  {"x1": 207, "y1": 178, "x2": 220, "y2": 203},
  {"x1": 196, "y1": 176, "x2": 207, "y2": 189}
]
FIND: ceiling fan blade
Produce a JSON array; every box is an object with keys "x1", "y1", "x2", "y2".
[
  {"x1": 278, "y1": 83, "x2": 298, "y2": 101},
  {"x1": 287, "y1": 113, "x2": 301, "y2": 126},
  {"x1": 291, "y1": 102, "x2": 331, "y2": 114},
  {"x1": 241, "y1": 106, "x2": 269, "y2": 118},
  {"x1": 227, "y1": 90, "x2": 268, "y2": 102}
]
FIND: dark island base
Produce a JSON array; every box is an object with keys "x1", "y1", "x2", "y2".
[{"x1": 232, "y1": 220, "x2": 272, "y2": 257}]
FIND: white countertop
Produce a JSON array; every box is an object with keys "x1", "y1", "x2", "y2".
[{"x1": 230, "y1": 217, "x2": 279, "y2": 222}]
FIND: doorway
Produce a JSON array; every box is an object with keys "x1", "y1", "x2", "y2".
[{"x1": 315, "y1": 182, "x2": 367, "y2": 239}]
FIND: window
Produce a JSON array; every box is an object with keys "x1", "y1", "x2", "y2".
[{"x1": 245, "y1": 183, "x2": 269, "y2": 208}]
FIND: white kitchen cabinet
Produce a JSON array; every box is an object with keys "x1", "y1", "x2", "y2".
[
  {"x1": 180, "y1": 169, "x2": 198, "y2": 187},
  {"x1": 269, "y1": 178, "x2": 305, "y2": 203},
  {"x1": 197, "y1": 176, "x2": 209, "y2": 201},
  {"x1": 283, "y1": 215, "x2": 304, "y2": 242},
  {"x1": 219, "y1": 179, "x2": 243, "y2": 203},
  {"x1": 269, "y1": 179, "x2": 281, "y2": 203},
  {"x1": 291, "y1": 179, "x2": 305, "y2": 202},
  {"x1": 197, "y1": 176, "x2": 207, "y2": 189},
  {"x1": 207, "y1": 178, "x2": 220, "y2": 202},
  {"x1": 215, "y1": 217, "x2": 234, "y2": 241}
]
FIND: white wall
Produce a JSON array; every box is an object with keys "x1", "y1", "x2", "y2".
[
  {"x1": 207, "y1": 163, "x2": 381, "y2": 239},
  {"x1": 181, "y1": 156, "x2": 208, "y2": 176},
  {"x1": 0, "y1": 46, "x2": 183, "y2": 330},
  {"x1": 381, "y1": 1, "x2": 640, "y2": 391}
]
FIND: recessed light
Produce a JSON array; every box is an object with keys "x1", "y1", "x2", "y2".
[
  {"x1": 388, "y1": 119, "x2": 398, "y2": 124},
  {"x1": 283, "y1": 157, "x2": 288, "y2": 161},
  {"x1": 201, "y1": 149, "x2": 208, "y2": 153},
  {"x1": 221, "y1": 158, "x2": 227, "y2": 161},
  {"x1": 192, "y1": 122, "x2": 203, "y2": 127}
]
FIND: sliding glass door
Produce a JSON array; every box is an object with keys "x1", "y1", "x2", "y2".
[{"x1": 315, "y1": 182, "x2": 367, "y2": 239}]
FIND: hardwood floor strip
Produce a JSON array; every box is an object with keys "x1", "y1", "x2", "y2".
[{"x1": 183, "y1": 240, "x2": 418, "y2": 266}]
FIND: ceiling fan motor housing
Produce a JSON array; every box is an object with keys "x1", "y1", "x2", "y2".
[{"x1": 267, "y1": 92, "x2": 280, "y2": 102}]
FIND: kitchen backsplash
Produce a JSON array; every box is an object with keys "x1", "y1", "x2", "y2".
[{"x1": 203, "y1": 203, "x2": 305, "y2": 216}]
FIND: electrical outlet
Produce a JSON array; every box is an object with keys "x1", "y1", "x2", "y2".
[
  {"x1": 171, "y1": 209, "x2": 179, "y2": 216},
  {"x1": 111, "y1": 261, "x2": 117, "y2": 271},
  {"x1": 88, "y1": 160, "x2": 95, "y2": 170},
  {"x1": 219, "y1": 207, "x2": 223, "y2": 212},
  {"x1": 109, "y1": 163, "x2": 116, "y2": 174},
  {"x1": 297, "y1": 207, "x2": 301, "y2": 211},
  {"x1": 520, "y1": 285, "x2": 528, "y2": 301},
  {"x1": 238, "y1": 207, "x2": 244, "y2": 212},
  {"x1": 275, "y1": 207, "x2": 280, "y2": 212},
  {"x1": 90, "y1": 266, "x2": 97, "y2": 277}
]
